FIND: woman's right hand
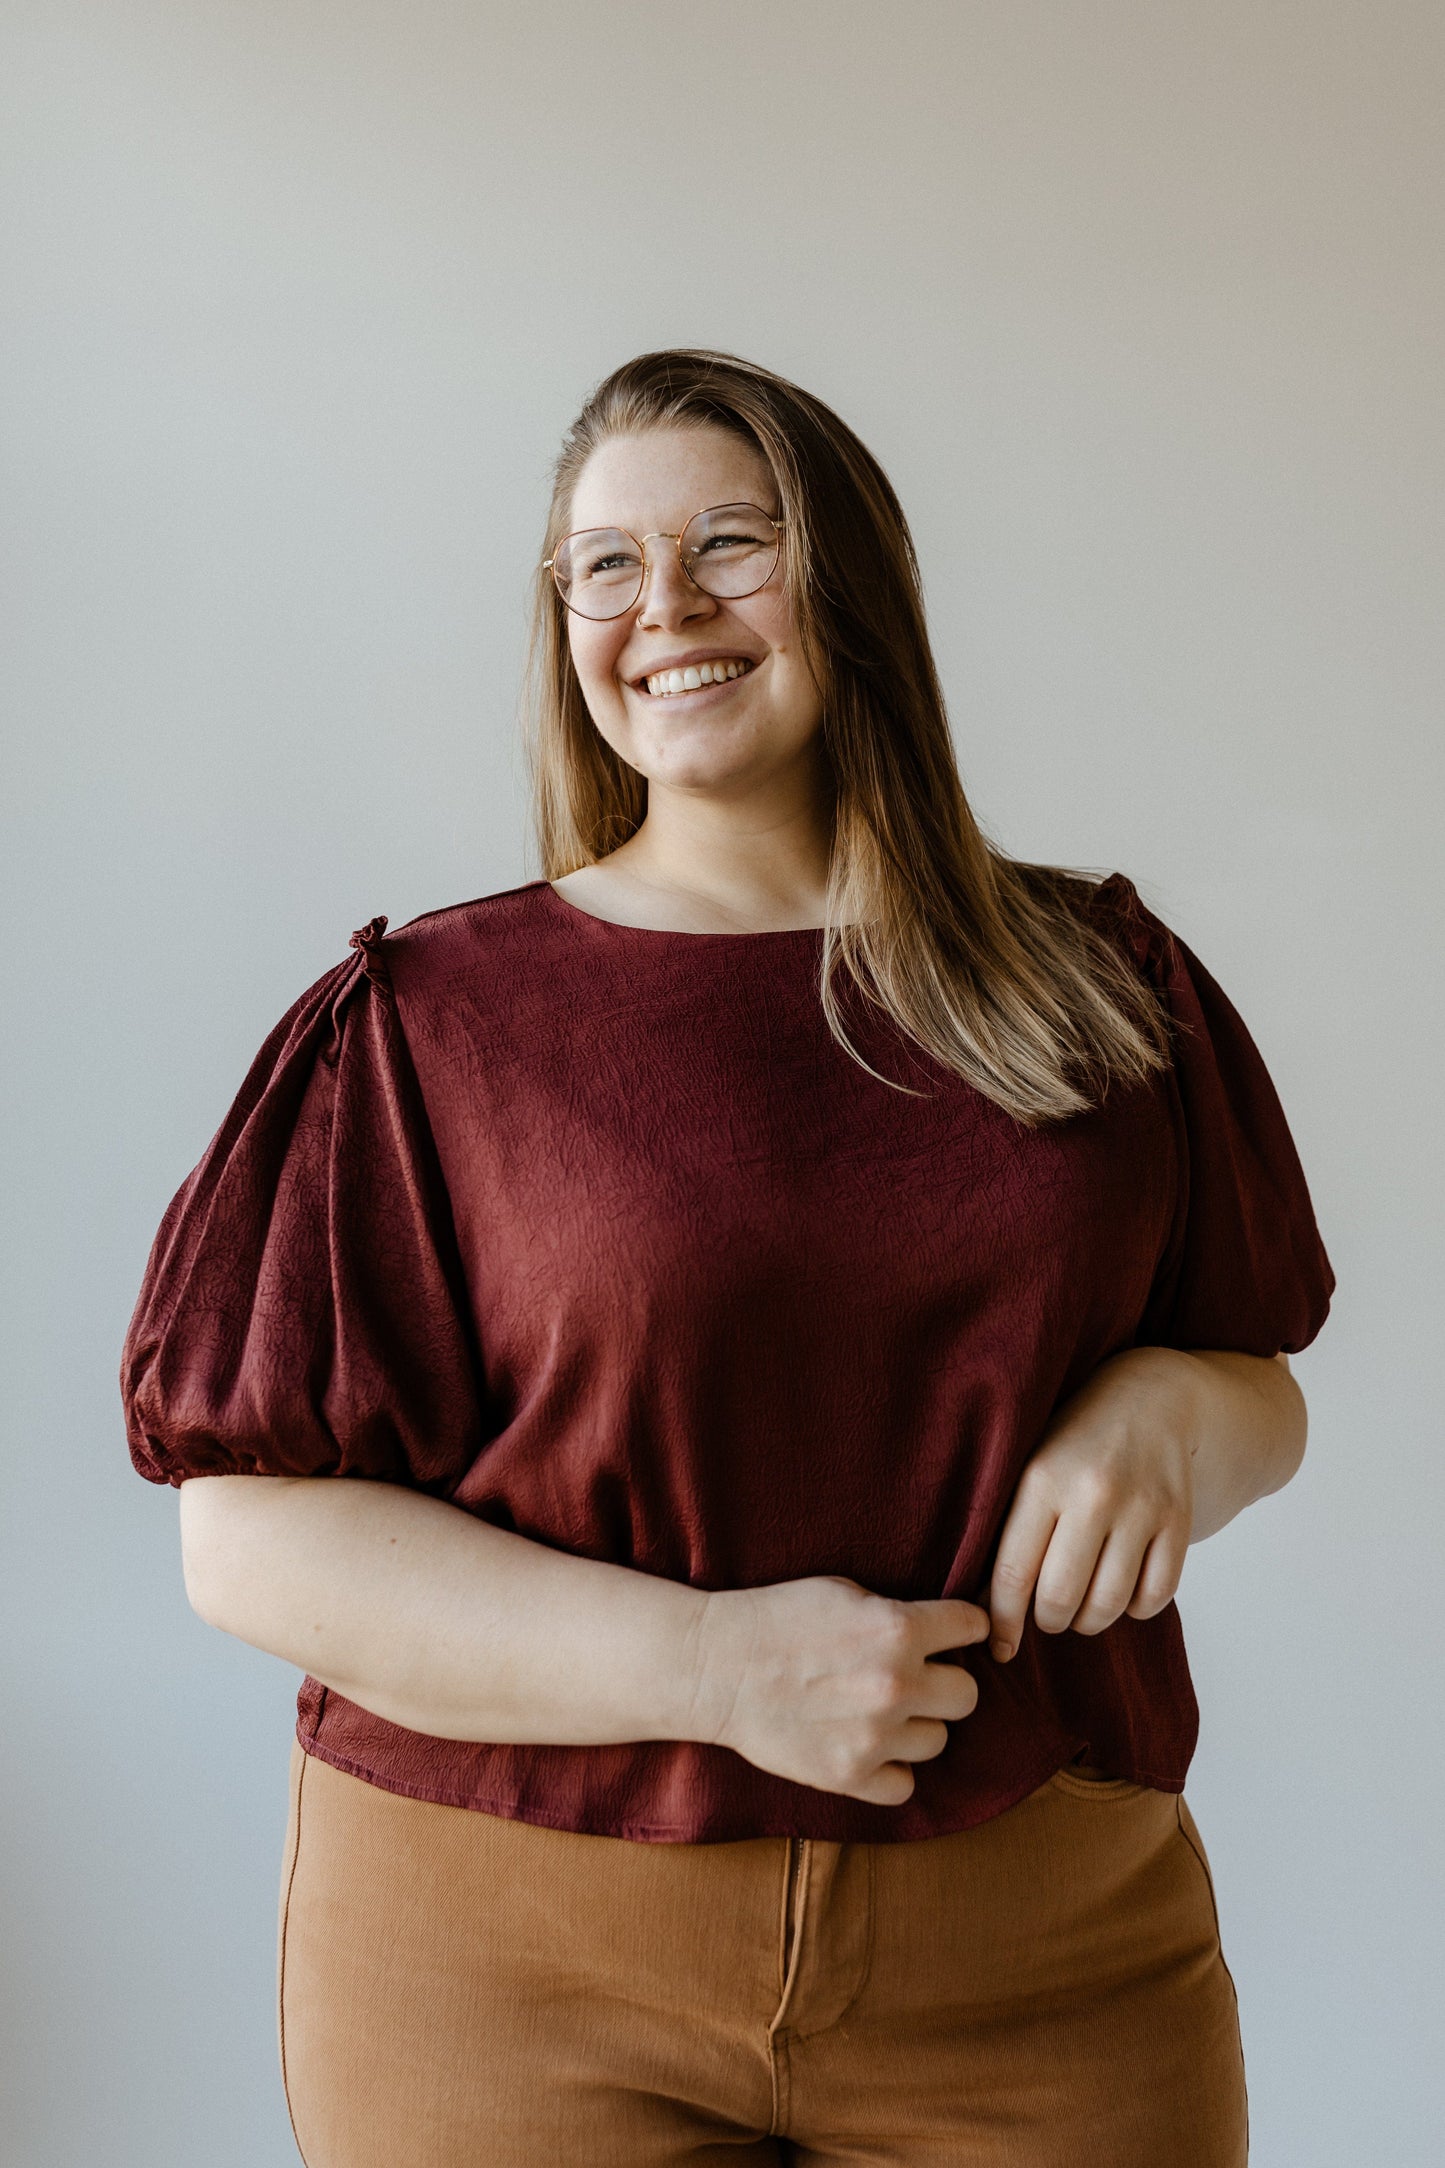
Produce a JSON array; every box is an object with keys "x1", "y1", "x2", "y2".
[{"x1": 687, "y1": 1576, "x2": 992, "y2": 1805}]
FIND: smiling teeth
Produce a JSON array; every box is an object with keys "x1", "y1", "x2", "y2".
[{"x1": 645, "y1": 659, "x2": 752, "y2": 697}]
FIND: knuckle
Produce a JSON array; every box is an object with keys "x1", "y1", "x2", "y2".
[
  {"x1": 828, "y1": 1731, "x2": 878, "y2": 1786},
  {"x1": 833, "y1": 1747, "x2": 869, "y2": 1789},
  {"x1": 865, "y1": 1670, "x2": 907, "y2": 1720},
  {"x1": 1077, "y1": 1468, "x2": 1119, "y2": 1513},
  {"x1": 859, "y1": 1695, "x2": 903, "y2": 1752}
]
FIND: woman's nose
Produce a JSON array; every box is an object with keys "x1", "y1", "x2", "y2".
[{"x1": 636, "y1": 539, "x2": 715, "y2": 627}]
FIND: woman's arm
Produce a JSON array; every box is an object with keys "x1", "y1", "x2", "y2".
[
  {"x1": 986, "y1": 1347, "x2": 1307, "y2": 1664},
  {"x1": 178, "y1": 1474, "x2": 989, "y2": 1804},
  {"x1": 179, "y1": 1472, "x2": 713, "y2": 1745},
  {"x1": 1182, "y1": 1350, "x2": 1307, "y2": 1537}
]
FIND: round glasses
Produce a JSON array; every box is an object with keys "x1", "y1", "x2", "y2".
[{"x1": 544, "y1": 502, "x2": 785, "y2": 621}]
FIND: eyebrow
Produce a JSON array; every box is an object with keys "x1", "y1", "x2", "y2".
[{"x1": 570, "y1": 500, "x2": 784, "y2": 532}]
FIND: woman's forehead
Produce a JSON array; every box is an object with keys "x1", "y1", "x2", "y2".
[{"x1": 569, "y1": 425, "x2": 777, "y2": 533}]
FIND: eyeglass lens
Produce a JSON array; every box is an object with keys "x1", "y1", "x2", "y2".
[{"x1": 551, "y1": 503, "x2": 781, "y2": 620}]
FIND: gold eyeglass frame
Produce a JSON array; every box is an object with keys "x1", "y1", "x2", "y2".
[{"x1": 543, "y1": 502, "x2": 787, "y2": 620}]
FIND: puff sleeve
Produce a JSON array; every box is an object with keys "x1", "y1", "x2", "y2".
[
  {"x1": 1094, "y1": 875, "x2": 1335, "y2": 1356},
  {"x1": 121, "y1": 918, "x2": 486, "y2": 1491}
]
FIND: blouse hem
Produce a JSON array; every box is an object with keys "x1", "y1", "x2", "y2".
[{"x1": 293, "y1": 1719, "x2": 1185, "y2": 1845}]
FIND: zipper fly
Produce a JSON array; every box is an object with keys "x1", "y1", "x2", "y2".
[{"x1": 782, "y1": 1835, "x2": 806, "y2": 1976}]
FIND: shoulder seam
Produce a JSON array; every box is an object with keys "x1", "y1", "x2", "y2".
[{"x1": 385, "y1": 881, "x2": 546, "y2": 941}]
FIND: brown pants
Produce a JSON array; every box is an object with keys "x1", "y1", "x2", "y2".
[{"x1": 277, "y1": 1741, "x2": 1248, "y2": 2166}]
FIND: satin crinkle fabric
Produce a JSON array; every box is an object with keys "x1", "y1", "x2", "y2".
[{"x1": 120, "y1": 872, "x2": 1333, "y2": 1844}]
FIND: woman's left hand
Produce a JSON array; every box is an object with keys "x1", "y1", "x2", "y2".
[{"x1": 985, "y1": 1343, "x2": 1304, "y2": 1664}]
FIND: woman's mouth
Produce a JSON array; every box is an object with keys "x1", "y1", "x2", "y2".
[{"x1": 639, "y1": 658, "x2": 756, "y2": 699}]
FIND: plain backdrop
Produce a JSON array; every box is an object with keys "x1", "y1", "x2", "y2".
[{"x1": 3, "y1": 4, "x2": 1442, "y2": 2163}]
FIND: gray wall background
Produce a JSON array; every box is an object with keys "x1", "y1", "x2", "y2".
[{"x1": 4, "y1": 4, "x2": 1441, "y2": 2162}]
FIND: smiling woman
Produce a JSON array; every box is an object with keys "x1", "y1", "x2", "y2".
[
  {"x1": 542, "y1": 420, "x2": 832, "y2": 934},
  {"x1": 122, "y1": 349, "x2": 1333, "y2": 2166},
  {"x1": 527, "y1": 354, "x2": 1176, "y2": 1119}
]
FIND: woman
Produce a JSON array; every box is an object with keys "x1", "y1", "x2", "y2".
[{"x1": 122, "y1": 349, "x2": 1333, "y2": 2167}]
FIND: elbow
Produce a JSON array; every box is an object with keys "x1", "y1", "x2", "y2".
[
  {"x1": 178, "y1": 1476, "x2": 238, "y2": 1627},
  {"x1": 178, "y1": 1473, "x2": 295, "y2": 1632},
  {"x1": 1265, "y1": 1356, "x2": 1309, "y2": 1496}
]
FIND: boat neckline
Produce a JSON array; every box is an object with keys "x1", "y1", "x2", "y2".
[{"x1": 533, "y1": 878, "x2": 829, "y2": 941}]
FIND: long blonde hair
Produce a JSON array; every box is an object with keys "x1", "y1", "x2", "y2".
[{"x1": 523, "y1": 349, "x2": 1169, "y2": 1123}]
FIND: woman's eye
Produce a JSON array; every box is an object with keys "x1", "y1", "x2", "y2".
[{"x1": 585, "y1": 552, "x2": 638, "y2": 577}]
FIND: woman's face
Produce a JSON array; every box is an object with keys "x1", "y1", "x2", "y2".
[{"x1": 563, "y1": 424, "x2": 824, "y2": 802}]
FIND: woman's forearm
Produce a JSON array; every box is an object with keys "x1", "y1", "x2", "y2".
[
  {"x1": 178, "y1": 1352, "x2": 1303, "y2": 1750},
  {"x1": 179, "y1": 1473, "x2": 998, "y2": 1805},
  {"x1": 178, "y1": 1473, "x2": 713, "y2": 1746},
  {"x1": 1180, "y1": 1349, "x2": 1308, "y2": 1540}
]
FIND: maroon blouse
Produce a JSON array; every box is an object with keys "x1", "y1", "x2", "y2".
[{"x1": 121, "y1": 874, "x2": 1333, "y2": 1843}]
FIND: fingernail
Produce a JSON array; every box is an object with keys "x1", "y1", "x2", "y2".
[{"x1": 991, "y1": 1639, "x2": 1013, "y2": 1662}]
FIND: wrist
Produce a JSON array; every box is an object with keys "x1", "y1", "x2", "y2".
[{"x1": 671, "y1": 1586, "x2": 754, "y2": 1749}]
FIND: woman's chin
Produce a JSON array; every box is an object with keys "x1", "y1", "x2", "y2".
[{"x1": 626, "y1": 727, "x2": 767, "y2": 794}]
